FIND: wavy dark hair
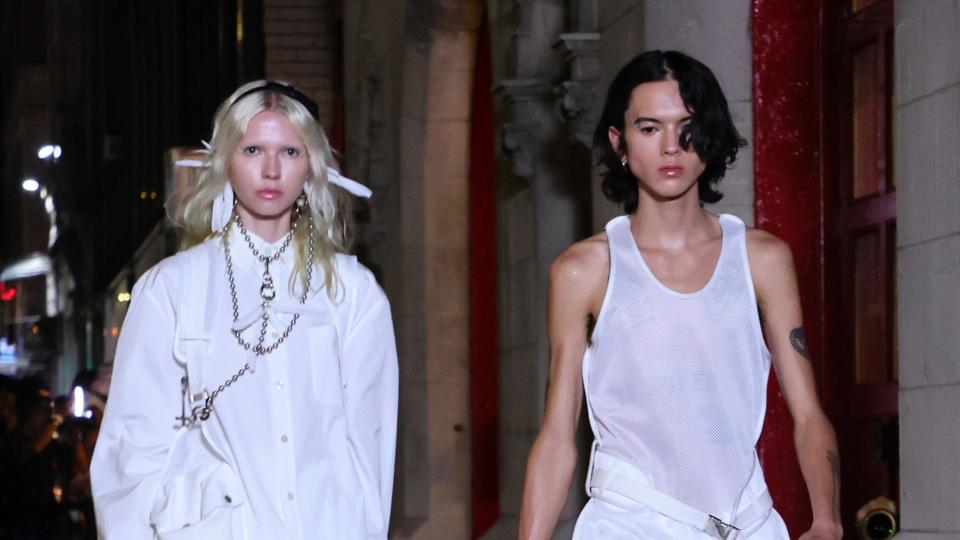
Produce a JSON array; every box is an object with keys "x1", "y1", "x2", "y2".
[{"x1": 594, "y1": 50, "x2": 746, "y2": 213}]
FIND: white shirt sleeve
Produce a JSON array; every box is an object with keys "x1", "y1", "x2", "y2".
[
  {"x1": 91, "y1": 262, "x2": 181, "y2": 539},
  {"x1": 340, "y1": 263, "x2": 399, "y2": 538}
]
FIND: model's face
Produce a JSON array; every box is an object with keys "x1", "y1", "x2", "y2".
[
  {"x1": 229, "y1": 110, "x2": 309, "y2": 225},
  {"x1": 609, "y1": 79, "x2": 706, "y2": 202}
]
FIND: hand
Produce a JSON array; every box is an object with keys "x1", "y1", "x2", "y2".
[{"x1": 798, "y1": 521, "x2": 843, "y2": 540}]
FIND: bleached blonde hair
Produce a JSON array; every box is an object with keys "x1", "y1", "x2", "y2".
[{"x1": 175, "y1": 80, "x2": 352, "y2": 299}]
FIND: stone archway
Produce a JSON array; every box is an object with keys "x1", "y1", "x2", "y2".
[{"x1": 342, "y1": 1, "x2": 483, "y2": 537}]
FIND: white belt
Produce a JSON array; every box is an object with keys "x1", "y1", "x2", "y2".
[{"x1": 585, "y1": 441, "x2": 772, "y2": 540}]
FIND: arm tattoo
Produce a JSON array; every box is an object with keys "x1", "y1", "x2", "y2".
[
  {"x1": 789, "y1": 327, "x2": 811, "y2": 361},
  {"x1": 827, "y1": 450, "x2": 841, "y2": 520}
]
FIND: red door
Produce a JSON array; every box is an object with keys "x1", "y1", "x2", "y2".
[{"x1": 825, "y1": 0, "x2": 899, "y2": 534}]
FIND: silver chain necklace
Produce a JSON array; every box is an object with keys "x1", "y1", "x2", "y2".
[{"x1": 186, "y1": 205, "x2": 315, "y2": 424}]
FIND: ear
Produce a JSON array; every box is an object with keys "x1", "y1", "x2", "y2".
[{"x1": 608, "y1": 126, "x2": 623, "y2": 157}]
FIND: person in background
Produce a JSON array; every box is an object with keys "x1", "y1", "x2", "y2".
[
  {"x1": 0, "y1": 376, "x2": 72, "y2": 540},
  {"x1": 0, "y1": 375, "x2": 17, "y2": 442},
  {"x1": 59, "y1": 369, "x2": 104, "y2": 539}
]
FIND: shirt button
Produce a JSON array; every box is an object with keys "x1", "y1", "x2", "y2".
[
  {"x1": 287, "y1": 492, "x2": 294, "y2": 501},
  {"x1": 281, "y1": 434, "x2": 288, "y2": 443},
  {"x1": 275, "y1": 380, "x2": 285, "y2": 390}
]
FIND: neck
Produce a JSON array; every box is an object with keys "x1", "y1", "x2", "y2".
[
  {"x1": 630, "y1": 190, "x2": 715, "y2": 249},
  {"x1": 236, "y1": 207, "x2": 293, "y2": 243}
]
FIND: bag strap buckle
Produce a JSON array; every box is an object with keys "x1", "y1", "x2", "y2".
[{"x1": 176, "y1": 376, "x2": 210, "y2": 427}]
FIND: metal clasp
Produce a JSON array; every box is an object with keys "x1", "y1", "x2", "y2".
[
  {"x1": 708, "y1": 515, "x2": 740, "y2": 539},
  {"x1": 176, "y1": 379, "x2": 210, "y2": 426},
  {"x1": 260, "y1": 260, "x2": 276, "y2": 301}
]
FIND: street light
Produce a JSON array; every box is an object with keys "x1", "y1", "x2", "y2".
[
  {"x1": 21, "y1": 178, "x2": 59, "y2": 248},
  {"x1": 20, "y1": 144, "x2": 64, "y2": 249},
  {"x1": 37, "y1": 144, "x2": 62, "y2": 161},
  {"x1": 22, "y1": 178, "x2": 39, "y2": 192}
]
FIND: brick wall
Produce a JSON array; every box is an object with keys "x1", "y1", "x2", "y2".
[{"x1": 263, "y1": 0, "x2": 339, "y2": 134}]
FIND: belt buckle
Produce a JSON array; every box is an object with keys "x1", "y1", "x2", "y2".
[{"x1": 708, "y1": 515, "x2": 740, "y2": 539}]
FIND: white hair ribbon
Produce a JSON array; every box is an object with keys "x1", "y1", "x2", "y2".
[
  {"x1": 326, "y1": 168, "x2": 372, "y2": 198},
  {"x1": 173, "y1": 142, "x2": 372, "y2": 232},
  {"x1": 174, "y1": 154, "x2": 371, "y2": 198},
  {"x1": 211, "y1": 182, "x2": 235, "y2": 233}
]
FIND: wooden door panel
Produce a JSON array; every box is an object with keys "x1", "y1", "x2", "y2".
[{"x1": 827, "y1": 0, "x2": 899, "y2": 532}]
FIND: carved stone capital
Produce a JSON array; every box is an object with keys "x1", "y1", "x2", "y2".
[
  {"x1": 499, "y1": 122, "x2": 536, "y2": 179},
  {"x1": 495, "y1": 79, "x2": 553, "y2": 179},
  {"x1": 495, "y1": 78, "x2": 554, "y2": 105},
  {"x1": 554, "y1": 33, "x2": 602, "y2": 147},
  {"x1": 555, "y1": 33, "x2": 601, "y2": 80}
]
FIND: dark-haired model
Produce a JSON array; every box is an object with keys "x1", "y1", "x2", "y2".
[{"x1": 518, "y1": 51, "x2": 842, "y2": 539}]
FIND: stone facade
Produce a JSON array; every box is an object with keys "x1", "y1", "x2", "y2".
[
  {"x1": 304, "y1": 0, "x2": 758, "y2": 537},
  {"x1": 895, "y1": 0, "x2": 960, "y2": 537},
  {"x1": 489, "y1": 4, "x2": 591, "y2": 534},
  {"x1": 258, "y1": 0, "x2": 960, "y2": 537}
]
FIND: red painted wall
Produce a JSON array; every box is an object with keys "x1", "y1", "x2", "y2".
[
  {"x1": 469, "y1": 13, "x2": 500, "y2": 538},
  {"x1": 752, "y1": 0, "x2": 826, "y2": 536}
]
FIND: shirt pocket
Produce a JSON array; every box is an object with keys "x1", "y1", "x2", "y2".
[{"x1": 307, "y1": 324, "x2": 344, "y2": 406}]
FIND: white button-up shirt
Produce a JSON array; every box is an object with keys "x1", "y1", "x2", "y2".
[{"x1": 91, "y1": 228, "x2": 399, "y2": 539}]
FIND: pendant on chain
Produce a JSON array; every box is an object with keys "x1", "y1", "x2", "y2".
[{"x1": 260, "y1": 259, "x2": 277, "y2": 301}]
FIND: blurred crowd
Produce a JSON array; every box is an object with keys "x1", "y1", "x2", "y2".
[{"x1": 0, "y1": 367, "x2": 110, "y2": 540}]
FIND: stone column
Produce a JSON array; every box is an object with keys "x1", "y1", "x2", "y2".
[
  {"x1": 640, "y1": 0, "x2": 755, "y2": 224},
  {"x1": 342, "y1": 2, "x2": 480, "y2": 538},
  {"x1": 487, "y1": 4, "x2": 594, "y2": 537},
  {"x1": 590, "y1": 0, "x2": 644, "y2": 229}
]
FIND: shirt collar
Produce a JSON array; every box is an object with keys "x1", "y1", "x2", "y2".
[{"x1": 224, "y1": 224, "x2": 295, "y2": 272}]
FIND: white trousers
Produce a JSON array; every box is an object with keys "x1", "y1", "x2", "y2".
[{"x1": 572, "y1": 452, "x2": 789, "y2": 540}]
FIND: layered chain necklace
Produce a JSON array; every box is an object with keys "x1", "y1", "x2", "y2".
[{"x1": 187, "y1": 203, "x2": 315, "y2": 423}]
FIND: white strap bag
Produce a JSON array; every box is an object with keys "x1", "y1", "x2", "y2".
[{"x1": 148, "y1": 243, "x2": 248, "y2": 539}]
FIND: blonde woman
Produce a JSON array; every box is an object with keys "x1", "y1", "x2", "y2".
[{"x1": 91, "y1": 81, "x2": 398, "y2": 539}]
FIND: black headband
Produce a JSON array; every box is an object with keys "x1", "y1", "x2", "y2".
[{"x1": 230, "y1": 81, "x2": 320, "y2": 121}]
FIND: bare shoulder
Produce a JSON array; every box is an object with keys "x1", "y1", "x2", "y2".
[
  {"x1": 745, "y1": 227, "x2": 794, "y2": 274},
  {"x1": 550, "y1": 232, "x2": 609, "y2": 328},
  {"x1": 744, "y1": 228, "x2": 800, "y2": 309},
  {"x1": 550, "y1": 232, "x2": 609, "y2": 289}
]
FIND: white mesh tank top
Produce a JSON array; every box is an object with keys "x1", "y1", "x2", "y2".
[{"x1": 583, "y1": 213, "x2": 772, "y2": 517}]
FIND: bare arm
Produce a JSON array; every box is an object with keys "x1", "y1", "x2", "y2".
[
  {"x1": 748, "y1": 231, "x2": 842, "y2": 540},
  {"x1": 518, "y1": 238, "x2": 607, "y2": 540}
]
